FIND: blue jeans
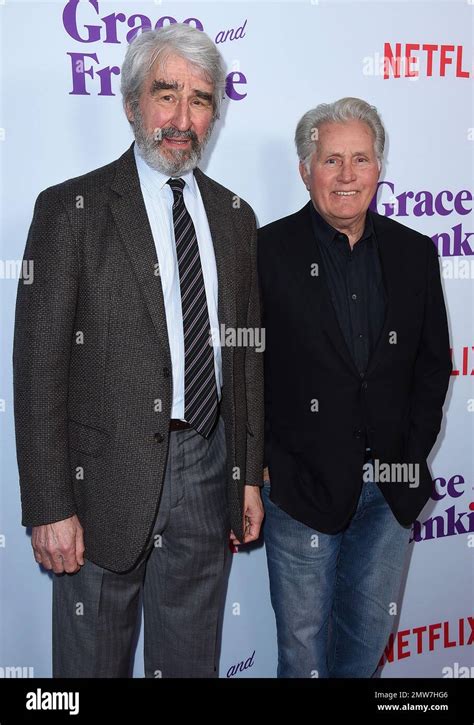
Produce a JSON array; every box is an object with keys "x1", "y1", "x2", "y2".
[{"x1": 262, "y1": 472, "x2": 411, "y2": 678}]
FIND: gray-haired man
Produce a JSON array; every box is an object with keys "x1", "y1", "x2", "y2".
[
  {"x1": 14, "y1": 24, "x2": 263, "y2": 678},
  {"x1": 259, "y1": 97, "x2": 451, "y2": 677}
]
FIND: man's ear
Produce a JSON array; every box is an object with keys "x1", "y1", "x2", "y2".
[{"x1": 299, "y1": 161, "x2": 310, "y2": 190}]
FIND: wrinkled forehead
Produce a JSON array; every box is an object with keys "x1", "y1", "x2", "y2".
[
  {"x1": 146, "y1": 51, "x2": 214, "y2": 90},
  {"x1": 314, "y1": 120, "x2": 377, "y2": 157},
  {"x1": 317, "y1": 120, "x2": 375, "y2": 145}
]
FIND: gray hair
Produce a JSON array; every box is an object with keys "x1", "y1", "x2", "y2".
[
  {"x1": 121, "y1": 24, "x2": 226, "y2": 120},
  {"x1": 295, "y1": 97, "x2": 385, "y2": 170}
]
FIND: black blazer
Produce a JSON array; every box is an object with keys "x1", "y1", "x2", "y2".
[{"x1": 258, "y1": 202, "x2": 452, "y2": 533}]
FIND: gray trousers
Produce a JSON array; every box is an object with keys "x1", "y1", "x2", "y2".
[{"x1": 52, "y1": 416, "x2": 230, "y2": 678}]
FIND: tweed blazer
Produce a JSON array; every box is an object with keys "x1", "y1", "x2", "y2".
[{"x1": 13, "y1": 143, "x2": 263, "y2": 572}]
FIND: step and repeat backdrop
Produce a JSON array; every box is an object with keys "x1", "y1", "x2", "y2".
[{"x1": 1, "y1": 0, "x2": 472, "y2": 679}]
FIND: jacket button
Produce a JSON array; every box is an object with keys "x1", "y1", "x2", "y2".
[
  {"x1": 353, "y1": 428, "x2": 363, "y2": 439},
  {"x1": 154, "y1": 432, "x2": 164, "y2": 443},
  {"x1": 163, "y1": 367, "x2": 170, "y2": 378},
  {"x1": 362, "y1": 381, "x2": 368, "y2": 390}
]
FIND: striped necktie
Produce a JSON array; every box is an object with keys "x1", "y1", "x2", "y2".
[{"x1": 167, "y1": 177, "x2": 218, "y2": 437}]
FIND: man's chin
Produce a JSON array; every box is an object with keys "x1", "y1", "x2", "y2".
[
  {"x1": 136, "y1": 141, "x2": 199, "y2": 175},
  {"x1": 161, "y1": 149, "x2": 193, "y2": 173}
]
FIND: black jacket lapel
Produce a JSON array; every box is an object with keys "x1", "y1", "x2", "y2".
[
  {"x1": 366, "y1": 211, "x2": 405, "y2": 376},
  {"x1": 282, "y1": 203, "x2": 359, "y2": 375}
]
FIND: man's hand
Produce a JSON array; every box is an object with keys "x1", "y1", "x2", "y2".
[
  {"x1": 31, "y1": 514, "x2": 85, "y2": 574},
  {"x1": 230, "y1": 485, "x2": 265, "y2": 546}
]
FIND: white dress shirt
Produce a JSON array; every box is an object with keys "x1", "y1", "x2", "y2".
[{"x1": 133, "y1": 143, "x2": 222, "y2": 420}]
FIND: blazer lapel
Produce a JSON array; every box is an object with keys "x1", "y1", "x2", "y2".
[
  {"x1": 365, "y1": 212, "x2": 405, "y2": 376},
  {"x1": 109, "y1": 144, "x2": 171, "y2": 356},
  {"x1": 283, "y1": 205, "x2": 405, "y2": 379},
  {"x1": 193, "y1": 168, "x2": 237, "y2": 412},
  {"x1": 193, "y1": 168, "x2": 237, "y2": 333},
  {"x1": 282, "y1": 203, "x2": 359, "y2": 375}
]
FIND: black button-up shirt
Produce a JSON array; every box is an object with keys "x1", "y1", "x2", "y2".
[{"x1": 310, "y1": 204, "x2": 386, "y2": 376}]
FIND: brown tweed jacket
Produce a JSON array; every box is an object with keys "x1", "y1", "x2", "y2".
[{"x1": 13, "y1": 143, "x2": 263, "y2": 573}]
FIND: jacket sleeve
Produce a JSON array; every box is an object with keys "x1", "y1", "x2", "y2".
[
  {"x1": 406, "y1": 237, "x2": 452, "y2": 461},
  {"x1": 244, "y1": 214, "x2": 264, "y2": 486},
  {"x1": 13, "y1": 187, "x2": 80, "y2": 527}
]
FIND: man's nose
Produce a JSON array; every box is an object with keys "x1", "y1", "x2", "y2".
[
  {"x1": 338, "y1": 160, "x2": 356, "y2": 182},
  {"x1": 171, "y1": 99, "x2": 191, "y2": 131}
]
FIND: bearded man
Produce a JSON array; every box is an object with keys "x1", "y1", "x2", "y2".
[{"x1": 13, "y1": 23, "x2": 263, "y2": 678}]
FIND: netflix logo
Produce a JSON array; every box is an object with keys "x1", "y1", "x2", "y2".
[
  {"x1": 450, "y1": 346, "x2": 474, "y2": 377},
  {"x1": 380, "y1": 617, "x2": 474, "y2": 665},
  {"x1": 383, "y1": 43, "x2": 471, "y2": 79}
]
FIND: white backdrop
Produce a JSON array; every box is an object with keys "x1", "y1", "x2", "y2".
[{"x1": 1, "y1": 0, "x2": 473, "y2": 679}]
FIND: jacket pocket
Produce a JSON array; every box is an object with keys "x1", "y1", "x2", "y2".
[{"x1": 68, "y1": 419, "x2": 110, "y2": 457}]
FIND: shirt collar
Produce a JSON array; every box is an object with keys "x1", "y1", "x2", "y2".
[
  {"x1": 133, "y1": 142, "x2": 198, "y2": 197},
  {"x1": 310, "y1": 202, "x2": 374, "y2": 249}
]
